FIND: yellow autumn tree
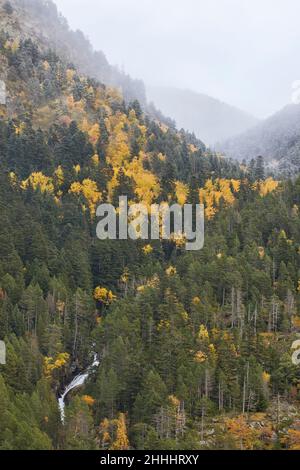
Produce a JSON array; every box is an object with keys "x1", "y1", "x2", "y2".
[
  {"x1": 99, "y1": 414, "x2": 129, "y2": 450},
  {"x1": 198, "y1": 324, "x2": 209, "y2": 341},
  {"x1": 253, "y1": 177, "x2": 279, "y2": 196},
  {"x1": 106, "y1": 113, "x2": 130, "y2": 165},
  {"x1": 88, "y1": 123, "x2": 100, "y2": 145},
  {"x1": 194, "y1": 351, "x2": 207, "y2": 363},
  {"x1": 175, "y1": 181, "x2": 188, "y2": 205},
  {"x1": 199, "y1": 178, "x2": 240, "y2": 219},
  {"x1": 69, "y1": 181, "x2": 82, "y2": 195},
  {"x1": 9, "y1": 172, "x2": 18, "y2": 187},
  {"x1": 54, "y1": 166, "x2": 64, "y2": 187},
  {"x1": 69, "y1": 179, "x2": 101, "y2": 216},
  {"x1": 44, "y1": 353, "x2": 70, "y2": 379},
  {"x1": 21, "y1": 172, "x2": 54, "y2": 194},
  {"x1": 109, "y1": 413, "x2": 130, "y2": 450},
  {"x1": 99, "y1": 418, "x2": 111, "y2": 449},
  {"x1": 143, "y1": 244, "x2": 153, "y2": 255},
  {"x1": 94, "y1": 287, "x2": 116, "y2": 305},
  {"x1": 82, "y1": 395, "x2": 95, "y2": 407},
  {"x1": 166, "y1": 266, "x2": 177, "y2": 277},
  {"x1": 125, "y1": 156, "x2": 160, "y2": 206},
  {"x1": 91, "y1": 154, "x2": 100, "y2": 166},
  {"x1": 66, "y1": 68, "x2": 76, "y2": 83}
]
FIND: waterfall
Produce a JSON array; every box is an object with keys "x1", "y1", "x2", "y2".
[{"x1": 58, "y1": 354, "x2": 100, "y2": 423}]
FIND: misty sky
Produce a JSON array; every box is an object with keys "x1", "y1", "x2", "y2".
[{"x1": 55, "y1": 0, "x2": 300, "y2": 118}]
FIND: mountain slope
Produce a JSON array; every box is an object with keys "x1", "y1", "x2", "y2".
[
  {"x1": 147, "y1": 85, "x2": 259, "y2": 145},
  {"x1": 0, "y1": 0, "x2": 147, "y2": 105},
  {"x1": 2, "y1": 0, "x2": 300, "y2": 453},
  {"x1": 217, "y1": 103, "x2": 300, "y2": 175}
]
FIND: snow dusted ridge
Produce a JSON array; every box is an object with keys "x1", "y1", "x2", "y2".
[
  {"x1": 58, "y1": 354, "x2": 100, "y2": 423},
  {"x1": 216, "y1": 103, "x2": 300, "y2": 175}
]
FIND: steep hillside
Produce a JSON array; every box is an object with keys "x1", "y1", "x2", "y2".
[
  {"x1": 147, "y1": 86, "x2": 259, "y2": 145},
  {"x1": 0, "y1": 3, "x2": 243, "y2": 194},
  {"x1": 1, "y1": 0, "x2": 300, "y2": 453},
  {"x1": 218, "y1": 103, "x2": 300, "y2": 175},
  {"x1": 0, "y1": 0, "x2": 147, "y2": 105}
]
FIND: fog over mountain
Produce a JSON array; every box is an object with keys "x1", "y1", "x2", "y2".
[
  {"x1": 147, "y1": 86, "x2": 259, "y2": 145},
  {"x1": 0, "y1": 0, "x2": 147, "y2": 105},
  {"x1": 55, "y1": 0, "x2": 300, "y2": 119}
]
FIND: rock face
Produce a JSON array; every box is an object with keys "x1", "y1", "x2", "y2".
[
  {"x1": 0, "y1": 0, "x2": 147, "y2": 105},
  {"x1": 217, "y1": 103, "x2": 300, "y2": 176}
]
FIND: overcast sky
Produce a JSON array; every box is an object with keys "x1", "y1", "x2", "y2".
[{"x1": 54, "y1": 0, "x2": 300, "y2": 118}]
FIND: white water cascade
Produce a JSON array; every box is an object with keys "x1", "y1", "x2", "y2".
[{"x1": 58, "y1": 354, "x2": 100, "y2": 423}]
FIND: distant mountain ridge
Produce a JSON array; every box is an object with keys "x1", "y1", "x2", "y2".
[
  {"x1": 217, "y1": 103, "x2": 300, "y2": 175},
  {"x1": 147, "y1": 85, "x2": 259, "y2": 145}
]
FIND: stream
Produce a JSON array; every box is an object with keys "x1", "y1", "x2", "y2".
[{"x1": 58, "y1": 354, "x2": 100, "y2": 423}]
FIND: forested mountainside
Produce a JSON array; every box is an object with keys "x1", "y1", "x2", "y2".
[
  {"x1": 1, "y1": 0, "x2": 300, "y2": 452},
  {"x1": 217, "y1": 104, "x2": 300, "y2": 176},
  {"x1": 147, "y1": 86, "x2": 259, "y2": 146},
  {"x1": 0, "y1": 0, "x2": 147, "y2": 105}
]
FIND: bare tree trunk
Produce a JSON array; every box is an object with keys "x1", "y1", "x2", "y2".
[
  {"x1": 231, "y1": 287, "x2": 235, "y2": 328},
  {"x1": 242, "y1": 362, "x2": 249, "y2": 414},
  {"x1": 73, "y1": 293, "x2": 78, "y2": 357}
]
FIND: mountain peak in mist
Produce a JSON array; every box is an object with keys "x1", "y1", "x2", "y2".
[{"x1": 147, "y1": 85, "x2": 259, "y2": 146}]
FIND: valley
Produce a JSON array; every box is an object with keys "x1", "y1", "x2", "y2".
[{"x1": 0, "y1": 0, "x2": 300, "y2": 452}]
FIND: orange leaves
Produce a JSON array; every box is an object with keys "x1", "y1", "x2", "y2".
[
  {"x1": 88, "y1": 123, "x2": 100, "y2": 145},
  {"x1": 292, "y1": 316, "x2": 300, "y2": 328},
  {"x1": 82, "y1": 395, "x2": 95, "y2": 406},
  {"x1": 282, "y1": 429, "x2": 300, "y2": 450},
  {"x1": 224, "y1": 415, "x2": 259, "y2": 450}
]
